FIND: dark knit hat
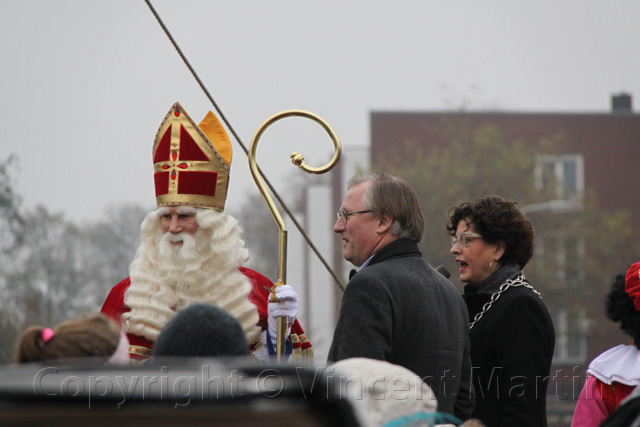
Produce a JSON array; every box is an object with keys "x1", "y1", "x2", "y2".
[{"x1": 153, "y1": 303, "x2": 249, "y2": 358}]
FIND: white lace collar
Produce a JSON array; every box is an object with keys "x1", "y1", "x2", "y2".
[{"x1": 587, "y1": 344, "x2": 640, "y2": 385}]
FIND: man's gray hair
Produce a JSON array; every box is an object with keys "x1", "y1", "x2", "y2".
[{"x1": 347, "y1": 173, "x2": 424, "y2": 242}]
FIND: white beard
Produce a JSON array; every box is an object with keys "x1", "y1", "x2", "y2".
[{"x1": 121, "y1": 209, "x2": 261, "y2": 345}]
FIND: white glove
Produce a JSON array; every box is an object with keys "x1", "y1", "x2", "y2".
[
  {"x1": 250, "y1": 330, "x2": 270, "y2": 363},
  {"x1": 267, "y1": 284, "x2": 299, "y2": 344}
]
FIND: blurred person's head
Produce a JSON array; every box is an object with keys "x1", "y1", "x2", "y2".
[
  {"x1": 153, "y1": 303, "x2": 249, "y2": 359},
  {"x1": 15, "y1": 312, "x2": 128, "y2": 365},
  {"x1": 447, "y1": 195, "x2": 534, "y2": 286},
  {"x1": 330, "y1": 357, "x2": 437, "y2": 427}
]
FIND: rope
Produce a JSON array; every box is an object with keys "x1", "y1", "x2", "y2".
[{"x1": 144, "y1": 0, "x2": 345, "y2": 291}]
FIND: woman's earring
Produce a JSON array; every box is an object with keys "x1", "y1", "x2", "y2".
[{"x1": 489, "y1": 260, "x2": 493, "y2": 269}]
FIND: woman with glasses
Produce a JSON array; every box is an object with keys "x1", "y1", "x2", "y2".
[{"x1": 447, "y1": 195, "x2": 555, "y2": 427}]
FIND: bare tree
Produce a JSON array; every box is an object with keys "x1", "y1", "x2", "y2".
[
  {"x1": 232, "y1": 171, "x2": 306, "y2": 283},
  {"x1": 0, "y1": 159, "x2": 149, "y2": 363},
  {"x1": 80, "y1": 203, "x2": 150, "y2": 306},
  {"x1": 0, "y1": 155, "x2": 24, "y2": 253}
]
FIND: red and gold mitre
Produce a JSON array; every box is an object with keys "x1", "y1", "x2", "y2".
[{"x1": 152, "y1": 102, "x2": 232, "y2": 211}]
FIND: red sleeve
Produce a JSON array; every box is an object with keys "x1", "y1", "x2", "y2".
[
  {"x1": 241, "y1": 267, "x2": 270, "y2": 329},
  {"x1": 100, "y1": 278, "x2": 131, "y2": 325},
  {"x1": 240, "y1": 267, "x2": 311, "y2": 350},
  {"x1": 100, "y1": 277, "x2": 154, "y2": 358},
  {"x1": 596, "y1": 378, "x2": 636, "y2": 414}
]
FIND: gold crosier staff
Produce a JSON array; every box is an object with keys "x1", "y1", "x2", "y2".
[{"x1": 248, "y1": 110, "x2": 342, "y2": 360}]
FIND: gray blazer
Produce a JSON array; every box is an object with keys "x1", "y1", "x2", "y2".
[{"x1": 328, "y1": 238, "x2": 474, "y2": 420}]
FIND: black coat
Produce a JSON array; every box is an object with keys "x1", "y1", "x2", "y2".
[
  {"x1": 328, "y1": 238, "x2": 474, "y2": 420},
  {"x1": 463, "y1": 264, "x2": 555, "y2": 427}
]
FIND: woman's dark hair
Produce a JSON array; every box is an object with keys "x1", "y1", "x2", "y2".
[
  {"x1": 605, "y1": 272, "x2": 640, "y2": 349},
  {"x1": 446, "y1": 195, "x2": 535, "y2": 269}
]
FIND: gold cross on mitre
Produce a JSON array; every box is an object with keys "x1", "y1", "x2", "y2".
[{"x1": 152, "y1": 102, "x2": 232, "y2": 211}]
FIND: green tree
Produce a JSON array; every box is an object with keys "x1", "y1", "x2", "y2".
[{"x1": 377, "y1": 123, "x2": 564, "y2": 284}]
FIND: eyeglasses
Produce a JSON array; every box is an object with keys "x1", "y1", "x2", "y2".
[
  {"x1": 336, "y1": 209, "x2": 373, "y2": 223},
  {"x1": 451, "y1": 232, "x2": 483, "y2": 249}
]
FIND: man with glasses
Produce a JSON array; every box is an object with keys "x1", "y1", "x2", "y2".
[{"x1": 327, "y1": 173, "x2": 474, "y2": 421}]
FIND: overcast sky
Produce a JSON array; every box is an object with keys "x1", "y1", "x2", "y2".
[{"x1": 2, "y1": 0, "x2": 638, "y2": 223}]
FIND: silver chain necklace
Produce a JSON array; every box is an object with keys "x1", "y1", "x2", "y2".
[{"x1": 468, "y1": 274, "x2": 542, "y2": 329}]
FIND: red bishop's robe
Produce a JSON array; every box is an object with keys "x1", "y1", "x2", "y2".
[{"x1": 101, "y1": 267, "x2": 312, "y2": 364}]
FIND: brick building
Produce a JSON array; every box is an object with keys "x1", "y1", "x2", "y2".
[{"x1": 363, "y1": 93, "x2": 639, "y2": 424}]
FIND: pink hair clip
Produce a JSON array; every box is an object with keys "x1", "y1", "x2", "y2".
[{"x1": 41, "y1": 328, "x2": 54, "y2": 343}]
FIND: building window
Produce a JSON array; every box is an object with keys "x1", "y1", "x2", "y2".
[
  {"x1": 535, "y1": 154, "x2": 584, "y2": 207},
  {"x1": 553, "y1": 309, "x2": 589, "y2": 364},
  {"x1": 537, "y1": 233, "x2": 585, "y2": 288}
]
